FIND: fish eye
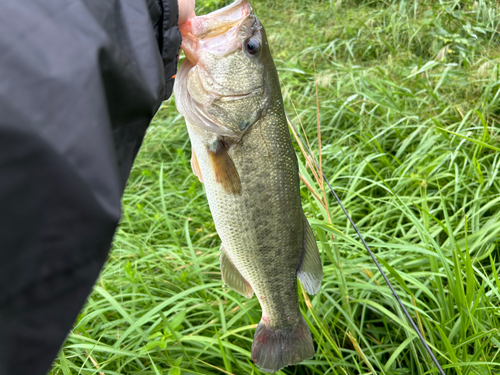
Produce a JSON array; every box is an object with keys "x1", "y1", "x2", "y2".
[{"x1": 244, "y1": 37, "x2": 261, "y2": 56}]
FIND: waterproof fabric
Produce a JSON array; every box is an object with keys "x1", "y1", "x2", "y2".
[{"x1": 0, "y1": 0, "x2": 181, "y2": 374}]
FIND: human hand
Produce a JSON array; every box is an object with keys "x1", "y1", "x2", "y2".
[{"x1": 178, "y1": 0, "x2": 195, "y2": 26}]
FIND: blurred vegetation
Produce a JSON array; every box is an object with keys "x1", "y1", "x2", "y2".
[{"x1": 52, "y1": 0, "x2": 500, "y2": 374}]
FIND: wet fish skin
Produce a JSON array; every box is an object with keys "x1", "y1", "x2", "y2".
[{"x1": 174, "y1": 1, "x2": 322, "y2": 372}]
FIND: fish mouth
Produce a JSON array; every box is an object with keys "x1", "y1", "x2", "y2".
[{"x1": 180, "y1": 0, "x2": 254, "y2": 63}]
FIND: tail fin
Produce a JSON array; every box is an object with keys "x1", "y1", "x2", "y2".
[{"x1": 251, "y1": 317, "x2": 314, "y2": 373}]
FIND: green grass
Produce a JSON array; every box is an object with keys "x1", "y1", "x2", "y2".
[{"x1": 51, "y1": 0, "x2": 500, "y2": 374}]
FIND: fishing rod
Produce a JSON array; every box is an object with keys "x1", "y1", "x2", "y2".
[{"x1": 286, "y1": 113, "x2": 446, "y2": 375}]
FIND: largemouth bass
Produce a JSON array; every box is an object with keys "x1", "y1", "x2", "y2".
[{"x1": 173, "y1": 0, "x2": 322, "y2": 372}]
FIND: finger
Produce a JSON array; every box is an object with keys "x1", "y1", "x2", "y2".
[{"x1": 178, "y1": 0, "x2": 195, "y2": 26}]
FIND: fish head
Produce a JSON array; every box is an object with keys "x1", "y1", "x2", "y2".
[{"x1": 175, "y1": 0, "x2": 274, "y2": 138}]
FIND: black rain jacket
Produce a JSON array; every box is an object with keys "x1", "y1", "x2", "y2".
[{"x1": 0, "y1": 0, "x2": 181, "y2": 374}]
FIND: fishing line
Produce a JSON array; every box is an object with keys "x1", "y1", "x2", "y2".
[{"x1": 286, "y1": 113, "x2": 446, "y2": 375}]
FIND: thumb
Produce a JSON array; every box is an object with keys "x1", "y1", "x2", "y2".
[{"x1": 178, "y1": 0, "x2": 195, "y2": 26}]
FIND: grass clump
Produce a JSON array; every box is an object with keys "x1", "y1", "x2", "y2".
[{"x1": 51, "y1": 0, "x2": 500, "y2": 374}]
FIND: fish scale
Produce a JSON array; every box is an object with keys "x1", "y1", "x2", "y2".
[{"x1": 174, "y1": 0, "x2": 322, "y2": 372}]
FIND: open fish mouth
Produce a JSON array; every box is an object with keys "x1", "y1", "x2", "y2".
[{"x1": 180, "y1": 0, "x2": 254, "y2": 63}]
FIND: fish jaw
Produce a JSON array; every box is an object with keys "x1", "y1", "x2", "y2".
[{"x1": 180, "y1": 0, "x2": 253, "y2": 64}]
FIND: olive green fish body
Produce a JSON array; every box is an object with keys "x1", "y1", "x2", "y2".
[
  {"x1": 189, "y1": 96, "x2": 303, "y2": 323},
  {"x1": 174, "y1": 1, "x2": 322, "y2": 371}
]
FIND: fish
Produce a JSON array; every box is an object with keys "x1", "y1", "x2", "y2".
[{"x1": 173, "y1": 0, "x2": 322, "y2": 372}]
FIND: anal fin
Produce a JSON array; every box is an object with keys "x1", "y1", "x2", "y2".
[
  {"x1": 190, "y1": 150, "x2": 203, "y2": 183},
  {"x1": 220, "y1": 245, "x2": 253, "y2": 298},
  {"x1": 297, "y1": 216, "x2": 323, "y2": 295}
]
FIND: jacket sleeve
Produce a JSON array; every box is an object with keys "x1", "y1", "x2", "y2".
[{"x1": 0, "y1": 0, "x2": 181, "y2": 374}]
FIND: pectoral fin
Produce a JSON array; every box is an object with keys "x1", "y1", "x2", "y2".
[
  {"x1": 220, "y1": 245, "x2": 253, "y2": 298},
  {"x1": 208, "y1": 139, "x2": 241, "y2": 195},
  {"x1": 297, "y1": 217, "x2": 323, "y2": 295},
  {"x1": 191, "y1": 150, "x2": 204, "y2": 183}
]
